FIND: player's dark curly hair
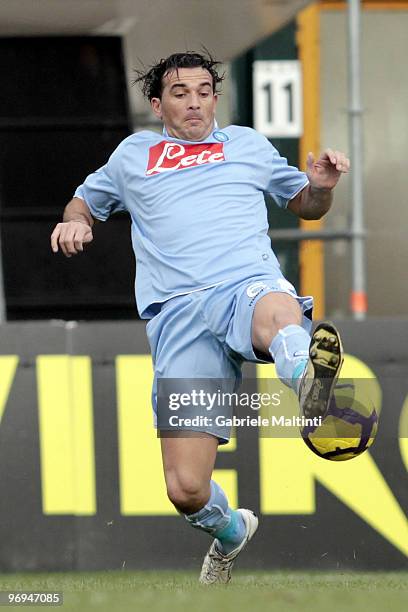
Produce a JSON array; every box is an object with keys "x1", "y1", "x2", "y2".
[{"x1": 133, "y1": 51, "x2": 225, "y2": 100}]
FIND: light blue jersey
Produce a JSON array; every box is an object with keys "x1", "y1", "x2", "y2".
[{"x1": 74, "y1": 124, "x2": 308, "y2": 319}]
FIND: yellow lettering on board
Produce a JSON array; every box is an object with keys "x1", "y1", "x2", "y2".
[
  {"x1": 257, "y1": 355, "x2": 408, "y2": 558},
  {"x1": 219, "y1": 432, "x2": 236, "y2": 452},
  {"x1": 116, "y1": 355, "x2": 237, "y2": 514},
  {"x1": 399, "y1": 394, "x2": 408, "y2": 473},
  {"x1": 36, "y1": 356, "x2": 96, "y2": 515},
  {"x1": 0, "y1": 356, "x2": 18, "y2": 423}
]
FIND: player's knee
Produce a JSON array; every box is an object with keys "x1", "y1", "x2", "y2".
[
  {"x1": 253, "y1": 294, "x2": 302, "y2": 350},
  {"x1": 166, "y1": 471, "x2": 208, "y2": 513},
  {"x1": 272, "y1": 305, "x2": 302, "y2": 331},
  {"x1": 253, "y1": 304, "x2": 302, "y2": 353}
]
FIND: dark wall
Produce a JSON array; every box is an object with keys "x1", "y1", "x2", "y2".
[{"x1": 0, "y1": 37, "x2": 135, "y2": 320}]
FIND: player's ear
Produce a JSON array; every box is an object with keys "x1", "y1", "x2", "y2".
[{"x1": 151, "y1": 97, "x2": 162, "y2": 119}]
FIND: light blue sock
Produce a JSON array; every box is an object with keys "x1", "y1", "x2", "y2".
[
  {"x1": 184, "y1": 480, "x2": 246, "y2": 555},
  {"x1": 269, "y1": 324, "x2": 310, "y2": 393},
  {"x1": 213, "y1": 507, "x2": 246, "y2": 555}
]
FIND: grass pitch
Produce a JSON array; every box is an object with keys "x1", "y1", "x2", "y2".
[{"x1": 0, "y1": 571, "x2": 406, "y2": 611}]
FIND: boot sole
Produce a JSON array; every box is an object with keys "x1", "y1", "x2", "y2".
[{"x1": 300, "y1": 322, "x2": 344, "y2": 420}]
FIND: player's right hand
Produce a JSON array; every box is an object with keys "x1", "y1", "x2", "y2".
[{"x1": 50, "y1": 221, "x2": 93, "y2": 258}]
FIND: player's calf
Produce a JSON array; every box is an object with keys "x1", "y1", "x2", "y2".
[
  {"x1": 199, "y1": 508, "x2": 258, "y2": 585},
  {"x1": 183, "y1": 480, "x2": 258, "y2": 583}
]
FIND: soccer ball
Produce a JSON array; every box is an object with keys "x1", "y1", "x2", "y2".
[{"x1": 301, "y1": 380, "x2": 379, "y2": 461}]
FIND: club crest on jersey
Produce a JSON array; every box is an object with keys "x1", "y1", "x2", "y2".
[
  {"x1": 146, "y1": 141, "x2": 225, "y2": 175},
  {"x1": 213, "y1": 130, "x2": 229, "y2": 142}
]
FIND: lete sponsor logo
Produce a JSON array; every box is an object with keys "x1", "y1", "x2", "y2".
[{"x1": 146, "y1": 141, "x2": 225, "y2": 175}]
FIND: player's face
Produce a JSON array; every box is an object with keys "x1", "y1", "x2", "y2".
[{"x1": 150, "y1": 67, "x2": 218, "y2": 141}]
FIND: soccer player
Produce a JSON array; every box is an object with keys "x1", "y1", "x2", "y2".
[{"x1": 50, "y1": 52, "x2": 349, "y2": 584}]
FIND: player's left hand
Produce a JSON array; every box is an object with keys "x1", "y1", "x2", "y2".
[{"x1": 306, "y1": 149, "x2": 350, "y2": 190}]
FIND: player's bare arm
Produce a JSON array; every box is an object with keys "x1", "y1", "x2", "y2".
[
  {"x1": 288, "y1": 148, "x2": 350, "y2": 220},
  {"x1": 50, "y1": 197, "x2": 94, "y2": 258}
]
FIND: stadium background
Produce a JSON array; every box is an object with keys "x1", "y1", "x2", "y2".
[{"x1": 0, "y1": 0, "x2": 407, "y2": 579}]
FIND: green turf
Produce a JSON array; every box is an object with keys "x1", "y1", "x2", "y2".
[{"x1": 0, "y1": 571, "x2": 406, "y2": 612}]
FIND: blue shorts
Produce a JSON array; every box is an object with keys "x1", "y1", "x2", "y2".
[{"x1": 146, "y1": 272, "x2": 313, "y2": 442}]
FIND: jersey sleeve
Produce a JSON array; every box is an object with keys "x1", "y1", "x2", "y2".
[
  {"x1": 74, "y1": 146, "x2": 127, "y2": 221},
  {"x1": 260, "y1": 136, "x2": 309, "y2": 209}
]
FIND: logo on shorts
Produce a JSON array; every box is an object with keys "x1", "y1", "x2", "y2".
[
  {"x1": 276, "y1": 278, "x2": 296, "y2": 294},
  {"x1": 246, "y1": 282, "x2": 269, "y2": 299},
  {"x1": 146, "y1": 141, "x2": 225, "y2": 175}
]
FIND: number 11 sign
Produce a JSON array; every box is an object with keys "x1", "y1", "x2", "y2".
[{"x1": 253, "y1": 60, "x2": 303, "y2": 138}]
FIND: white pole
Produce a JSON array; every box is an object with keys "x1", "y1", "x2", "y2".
[{"x1": 348, "y1": 0, "x2": 367, "y2": 319}]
